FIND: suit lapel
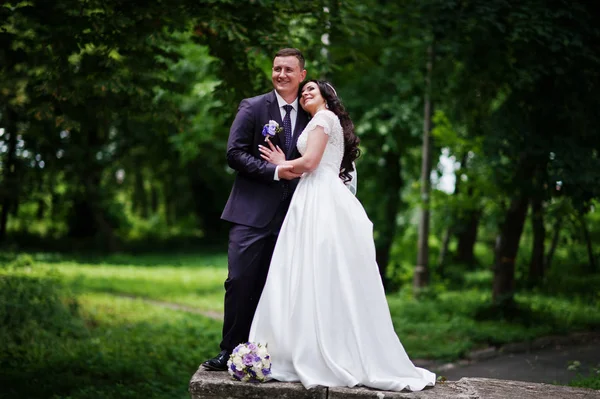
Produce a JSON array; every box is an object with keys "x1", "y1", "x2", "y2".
[
  {"x1": 266, "y1": 91, "x2": 284, "y2": 149},
  {"x1": 267, "y1": 91, "x2": 283, "y2": 125}
]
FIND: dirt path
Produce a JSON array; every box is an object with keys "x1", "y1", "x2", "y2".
[
  {"x1": 114, "y1": 293, "x2": 223, "y2": 321},
  {"x1": 423, "y1": 335, "x2": 600, "y2": 385}
]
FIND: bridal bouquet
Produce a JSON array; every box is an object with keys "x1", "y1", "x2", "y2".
[{"x1": 227, "y1": 342, "x2": 272, "y2": 382}]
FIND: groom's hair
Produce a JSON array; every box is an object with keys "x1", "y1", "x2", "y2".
[{"x1": 275, "y1": 48, "x2": 305, "y2": 69}]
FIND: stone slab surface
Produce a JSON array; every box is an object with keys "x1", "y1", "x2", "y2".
[
  {"x1": 328, "y1": 378, "x2": 600, "y2": 398},
  {"x1": 190, "y1": 368, "x2": 600, "y2": 399},
  {"x1": 189, "y1": 369, "x2": 326, "y2": 399}
]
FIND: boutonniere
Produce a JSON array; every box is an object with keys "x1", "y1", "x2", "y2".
[{"x1": 261, "y1": 120, "x2": 283, "y2": 141}]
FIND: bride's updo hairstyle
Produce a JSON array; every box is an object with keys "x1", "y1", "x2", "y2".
[{"x1": 301, "y1": 79, "x2": 361, "y2": 183}]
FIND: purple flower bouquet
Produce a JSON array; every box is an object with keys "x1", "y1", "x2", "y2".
[{"x1": 227, "y1": 342, "x2": 272, "y2": 382}]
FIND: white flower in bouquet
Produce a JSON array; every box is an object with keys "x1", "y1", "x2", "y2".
[
  {"x1": 237, "y1": 345, "x2": 250, "y2": 356},
  {"x1": 233, "y1": 356, "x2": 244, "y2": 371},
  {"x1": 257, "y1": 345, "x2": 268, "y2": 358}
]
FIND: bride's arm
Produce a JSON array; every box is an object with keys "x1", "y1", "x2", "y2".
[{"x1": 284, "y1": 127, "x2": 328, "y2": 173}]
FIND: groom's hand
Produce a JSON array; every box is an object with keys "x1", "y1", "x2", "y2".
[{"x1": 278, "y1": 164, "x2": 302, "y2": 180}]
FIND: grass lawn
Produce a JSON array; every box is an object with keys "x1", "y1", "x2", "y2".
[
  {"x1": 1, "y1": 291, "x2": 222, "y2": 399},
  {"x1": 388, "y1": 289, "x2": 600, "y2": 360},
  {"x1": 1, "y1": 253, "x2": 225, "y2": 399},
  {"x1": 33, "y1": 252, "x2": 228, "y2": 313},
  {"x1": 1, "y1": 251, "x2": 599, "y2": 398}
]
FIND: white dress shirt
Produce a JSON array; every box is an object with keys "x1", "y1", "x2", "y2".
[{"x1": 274, "y1": 90, "x2": 299, "y2": 133}]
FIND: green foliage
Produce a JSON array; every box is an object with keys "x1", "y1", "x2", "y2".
[
  {"x1": 1, "y1": 0, "x2": 329, "y2": 249},
  {"x1": 388, "y1": 287, "x2": 600, "y2": 361},
  {"x1": 0, "y1": 257, "x2": 87, "y2": 371},
  {"x1": 569, "y1": 366, "x2": 600, "y2": 390},
  {"x1": 2, "y1": 292, "x2": 222, "y2": 399}
]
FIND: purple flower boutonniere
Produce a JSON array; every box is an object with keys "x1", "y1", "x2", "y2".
[{"x1": 261, "y1": 120, "x2": 282, "y2": 141}]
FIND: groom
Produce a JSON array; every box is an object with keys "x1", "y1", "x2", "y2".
[{"x1": 202, "y1": 48, "x2": 309, "y2": 371}]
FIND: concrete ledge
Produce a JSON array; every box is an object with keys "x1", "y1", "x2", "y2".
[
  {"x1": 189, "y1": 368, "x2": 327, "y2": 398},
  {"x1": 189, "y1": 368, "x2": 600, "y2": 399}
]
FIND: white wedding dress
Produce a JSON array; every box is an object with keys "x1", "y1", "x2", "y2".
[{"x1": 249, "y1": 110, "x2": 436, "y2": 392}]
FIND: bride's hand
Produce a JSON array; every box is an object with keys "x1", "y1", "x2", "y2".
[{"x1": 259, "y1": 139, "x2": 286, "y2": 165}]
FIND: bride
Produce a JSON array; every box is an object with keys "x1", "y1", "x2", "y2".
[{"x1": 249, "y1": 79, "x2": 436, "y2": 392}]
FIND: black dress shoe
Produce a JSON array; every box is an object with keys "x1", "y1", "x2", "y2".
[{"x1": 201, "y1": 350, "x2": 231, "y2": 371}]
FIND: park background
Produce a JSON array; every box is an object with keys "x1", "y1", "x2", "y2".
[{"x1": 1, "y1": 1, "x2": 599, "y2": 398}]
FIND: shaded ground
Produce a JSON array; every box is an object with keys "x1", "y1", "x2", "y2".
[{"x1": 429, "y1": 337, "x2": 600, "y2": 385}]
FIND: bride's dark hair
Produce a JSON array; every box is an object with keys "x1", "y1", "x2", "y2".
[{"x1": 301, "y1": 80, "x2": 361, "y2": 183}]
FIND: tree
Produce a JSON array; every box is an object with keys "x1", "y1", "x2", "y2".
[
  {"x1": 0, "y1": 0, "x2": 328, "y2": 248},
  {"x1": 414, "y1": 44, "x2": 434, "y2": 290}
]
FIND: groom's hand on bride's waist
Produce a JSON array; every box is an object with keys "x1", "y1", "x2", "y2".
[{"x1": 278, "y1": 164, "x2": 302, "y2": 180}]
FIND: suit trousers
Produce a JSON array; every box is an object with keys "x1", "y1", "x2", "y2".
[{"x1": 220, "y1": 198, "x2": 290, "y2": 352}]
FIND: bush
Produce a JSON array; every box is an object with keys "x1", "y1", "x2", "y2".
[
  {"x1": 0, "y1": 257, "x2": 87, "y2": 368},
  {"x1": 569, "y1": 365, "x2": 600, "y2": 390}
]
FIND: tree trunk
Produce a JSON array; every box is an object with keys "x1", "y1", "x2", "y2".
[
  {"x1": 67, "y1": 124, "x2": 118, "y2": 251},
  {"x1": 133, "y1": 167, "x2": 149, "y2": 218},
  {"x1": 68, "y1": 126, "x2": 100, "y2": 239},
  {"x1": 375, "y1": 149, "x2": 402, "y2": 291},
  {"x1": 528, "y1": 197, "x2": 545, "y2": 285},
  {"x1": 438, "y1": 153, "x2": 467, "y2": 274},
  {"x1": 545, "y1": 215, "x2": 562, "y2": 270},
  {"x1": 492, "y1": 193, "x2": 530, "y2": 305},
  {"x1": 579, "y1": 213, "x2": 597, "y2": 272},
  {"x1": 493, "y1": 233, "x2": 502, "y2": 266},
  {"x1": 36, "y1": 199, "x2": 45, "y2": 220},
  {"x1": 36, "y1": 175, "x2": 45, "y2": 220},
  {"x1": 0, "y1": 108, "x2": 18, "y2": 243},
  {"x1": 437, "y1": 226, "x2": 452, "y2": 276},
  {"x1": 414, "y1": 44, "x2": 434, "y2": 291},
  {"x1": 455, "y1": 203, "x2": 481, "y2": 269},
  {"x1": 187, "y1": 160, "x2": 229, "y2": 241},
  {"x1": 323, "y1": 0, "x2": 341, "y2": 80},
  {"x1": 151, "y1": 184, "x2": 159, "y2": 214},
  {"x1": 164, "y1": 184, "x2": 172, "y2": 226}
]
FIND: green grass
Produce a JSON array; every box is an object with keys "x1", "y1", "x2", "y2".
[
  {"x1": 388, "y1": 288, "x2": 600, "y2": 360},
  {"x1": 40, "y1": 262, "x2": 226, "y2": 312},
  {"x1": 1, "y1": 278, "x2": 222, "y2": 399},
  {"x1": 13, "y1": 293, "x2": 221, "y2": 399},
  {"x1": 2, "y1": 251, "x2": 599, "y2": 398},
  {"x1": 570, "y1": 374, "x2": 600, "y2": 390},
  {"x1": 1, "y1": 254, "x2": 224, "y2": 399},
  {"x1": 14, "y1": 252, "x2": 228, "y2": 313}
]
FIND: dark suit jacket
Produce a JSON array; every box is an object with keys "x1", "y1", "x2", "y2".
[{"x1": 221, "y1": 90, "x2": 310, "y2": 228}]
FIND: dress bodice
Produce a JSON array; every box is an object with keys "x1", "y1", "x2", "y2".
[{"x1": 296, "y1": 110, "x2": 344, "y2": 175}]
